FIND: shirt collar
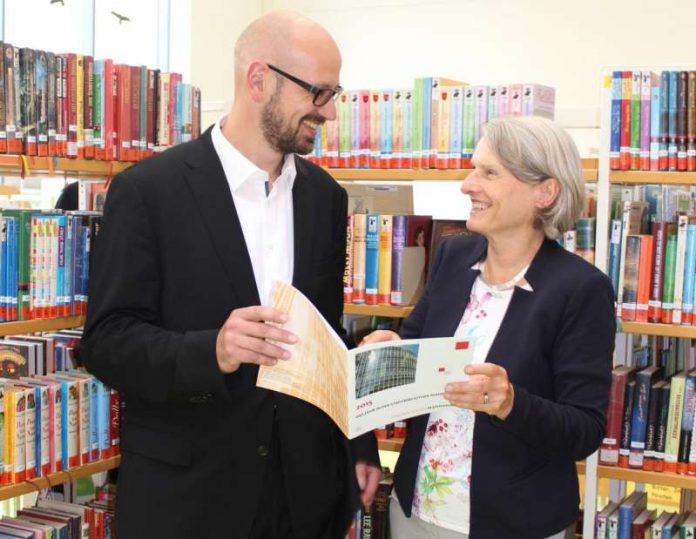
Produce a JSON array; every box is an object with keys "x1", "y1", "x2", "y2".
[{"x1": 211, "y1": 116, "x2": 297, "y2": 192}]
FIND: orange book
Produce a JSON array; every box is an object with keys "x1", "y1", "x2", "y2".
[{"x1": 377, "y1": 215, "x2": 392, "y2": 305}]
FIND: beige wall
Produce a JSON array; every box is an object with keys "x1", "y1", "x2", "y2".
[
  {"x1": 192, "y1": 0, "x2": 265, "y2": 129},
  {"x1": 191, "y1": 0, "x2": 694, "y2": 217}
]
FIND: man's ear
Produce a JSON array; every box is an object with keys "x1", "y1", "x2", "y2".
[
  {"x1": 247, "y1": 61, "x2": 269, "y2": 103},
  {"x1": 535, "y1": 177, "x2": 561, "y2": 209}
]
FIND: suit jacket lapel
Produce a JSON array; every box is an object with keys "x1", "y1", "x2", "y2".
[
  {"x1": 184, "y1": 130, "x2": 260, "y2": 307},
  {"x1": 291, "y1": 157, "x2": 316, "y2": 292}
]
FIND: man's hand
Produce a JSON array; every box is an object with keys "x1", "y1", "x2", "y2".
[
  {"x1": 216, "y1": 306, "x2": 297, "y2": 374},
  {"x1": 355, "y1": 461, "x2": 382, "y2": 508},
  {"x1": 359, "y1": 329, "x2": 400, "y2": 346}
]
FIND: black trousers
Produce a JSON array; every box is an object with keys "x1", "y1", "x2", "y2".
[{"x1": 249, "y1": 412, "x2": 293, "y2": 539}]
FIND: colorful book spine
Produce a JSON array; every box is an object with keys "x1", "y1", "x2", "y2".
[
  {"x1": 379, "y1": 90, "x2": 393, "y2": 169},
  {"x1": 365, "y1": 214, "x2": 380, "y2": 305},
  {"x1": 639, "y1": 71, "x2": 652, "y2": 170},
  {"x1": 648, "y1": 221, "x2": 668, "y2": 322},
  {"x1": 390, "y1": 215, "x2": 406, "y2": 306},
  {"x1": 352, "y1": 214, "x2": 366, "y2": 304},
  {"x1": 344, "y1": 215, "x2": 354, "y2": 304},
  {"x1": 681, "y1": 220, "x2": 696, "y2": 325},
  {"x1": 649, "y1": 72, "x2": 661, "y2": 171},
  {"x1": 377, "y1": 215, "x2": 392, "y2": 305},
  {"x1": 610, "y1": 71, "x2": 622, "y2": 170}
]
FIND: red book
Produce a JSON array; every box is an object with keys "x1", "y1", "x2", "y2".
[
  {"x1": 648, "y1": 221, "x2": 668, "y2": 322},
  {"x1": 83, "y1": 55, "x2": 95, "y2": 159},
  {"x1": 599, "y1": 366, "x2": 636, "y2": 466},
  {"x1": 620, "y1": 71, "x2": 632, "y2": 171}
]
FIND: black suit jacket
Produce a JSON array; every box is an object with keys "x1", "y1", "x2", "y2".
[
  {"x1": 81, "y1": 127, "x2": 377, "y2": 538},
  {"x1": 394, "y1": 234, "x2": 615, "y2": 538}
]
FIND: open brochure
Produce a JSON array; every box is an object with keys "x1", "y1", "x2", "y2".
[{"x1": 256, "y1": 281, "x2": 475, "y2": 439}]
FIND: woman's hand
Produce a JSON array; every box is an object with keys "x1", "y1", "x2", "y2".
[
  {"x1": 359, "y1": 330, "x2": 401, "y2": 346},
  {"x1": 444, "y1": 363, "x2": 515, "y2": 420}
]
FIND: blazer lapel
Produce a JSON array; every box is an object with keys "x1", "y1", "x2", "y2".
[
  {"x1": 291, "y1": 159, "x2": 316, "y2": 292},
  {"x1": 184, "y1": 131, "x2": 260, "y2": 307}
]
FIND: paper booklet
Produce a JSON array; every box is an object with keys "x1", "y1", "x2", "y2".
[{"x1": 256, "y1": 281, "x2": 475, "y2": 439}]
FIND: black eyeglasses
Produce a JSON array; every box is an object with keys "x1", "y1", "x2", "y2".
[{"x1": 267, "y1": 64, "x2": 343, "y2": 107}]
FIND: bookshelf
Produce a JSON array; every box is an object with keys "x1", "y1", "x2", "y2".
[
  {"x1": 343, "y1": 304, "x2": 413, "y2": 318},
  {"x1": 609, "y1": 170, "x2": 696, "y2": 185},
  {"x1": 0, "y1": 315, "x2": 85, "y2": 337},
  {"x1": 329, "y1": 158, "x2": 598, "y2": 182},
  {"x1": 378, "y1": 439, "x2": 696, "y2": 491},
  {"x1": 620, "y1": 321, "x2": 696, "y2": 339},
  {"x1": 0, "y1": 456, "x2": 120, "y2": 501},
  {"x1": 0, "y1": 155, "x2": 133, "y2": 178},
  {"x1": 587, "y1": 68, "x2": 696, "y2": 537}
]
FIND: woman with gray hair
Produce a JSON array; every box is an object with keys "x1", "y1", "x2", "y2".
[{"x1": 362, "y1": 116, "x2": 615, "y2": 538}]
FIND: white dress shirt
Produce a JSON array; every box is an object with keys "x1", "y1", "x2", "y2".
[{"x1": 211, "y1": 118, "x2": 296, "y2": 306}]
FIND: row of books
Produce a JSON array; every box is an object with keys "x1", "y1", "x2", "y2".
[
  {"x1": 594, "y1": 490, "x2": 692, "y2": 538},
  {"x1": 599, "y1": 362, "x2": 696, "y2": 476},
  {"x1": 0, "y1": 332, "x2": 120, "y2": 486},
  {"x1": 609, "y1": 183, "x2": 696, "y2": 325},
  {"x1": 558, "y1": 216, "x2": 597, "y2": 265},
  {"x1": 609, "y1": 70, "x2": 696, "y2": 172},
  {"x1": 0, "y1": 492, "x2": 115, "y2": 539},
  {"x1": 0, "y1": 209, "x2": 101, "y2": 322},
  {"x1": 307, "y1": 79, "x2": 555, "y2": 170},
  {"x1": 344, "y1": 214, "x2": 468, "y2": 307},
  {"x1": 0, "y1": 41, "x2": 202, "y2": 162},
  {"x1": 347, "y1": 469, "x2": 393, "y2": 539}
]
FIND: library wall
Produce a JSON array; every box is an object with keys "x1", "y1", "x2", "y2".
[
  {"x1": 190, "y1": 0, "x2": 696, "y2": 217},
  {"x1": 191, "y1": 0, "x2": 263, "y2": 129}
]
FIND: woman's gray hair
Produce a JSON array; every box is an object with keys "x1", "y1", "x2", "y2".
[{"x1": 482, "y1": 116, "x2": 585, "y2": 239}]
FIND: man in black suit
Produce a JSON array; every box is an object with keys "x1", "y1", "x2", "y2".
[{"x1": 81, "y1": 11, "x2": 380, "y2": 538}]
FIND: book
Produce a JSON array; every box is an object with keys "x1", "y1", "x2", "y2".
[{"x1": 256, "y1": 282, "x2": 474, "y2": 438}]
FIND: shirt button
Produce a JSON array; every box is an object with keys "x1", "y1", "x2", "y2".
[{"x1": 257, "y1": 445, "x2": 269, "y2": 457}]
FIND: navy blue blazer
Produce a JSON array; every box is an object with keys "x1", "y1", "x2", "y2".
[{"x1": 394, "y1": 233, "x2": 615, "y2": 538}]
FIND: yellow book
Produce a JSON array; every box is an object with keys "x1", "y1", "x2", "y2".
[
  {"x1": 377, "y1": 215, "x2": 392, "y2": 305},
  {"x1": 664, "y1": 371, "x2": 686, "y2": 473}
]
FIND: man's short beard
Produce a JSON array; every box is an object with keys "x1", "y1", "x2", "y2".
[{"x1": 261, "y1": 87, "x2": 316, "y2": 155}]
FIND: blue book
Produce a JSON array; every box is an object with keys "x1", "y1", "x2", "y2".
[
  {"x1": 364, "y1": 213, "x2": 380, "y2": 304},
  {"x1": 380, "y1": 89, "x2": 393, "y2": 166},
  {"x1": 682, "y1": 223, "x2": 696, "y2": 323},
  {"x1": 6, "y1": 216, "x2": 16, "y2": 321},
  {"x1": 55, "y1": 215, "x2": 66, "y2": 316},
  {"x1": 95, "y1": 378, "x2": 110, "y2": 459},
  {"x1": 0, "y1": 217, "x2": 8, "y2": 322},
  {"x1": 618, "y1": 490, "x2": 647, "y2": 539},
  {"x1": 611, "y1": 70, "x2": 622, "y2": 169},
  {"x1": 608, "y1": 219, "x2": 623, "y2": 298},
  {"x1": 629, "y1": 366, "x2": 661, "y2": 468}
]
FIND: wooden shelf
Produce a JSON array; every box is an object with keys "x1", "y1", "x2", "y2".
[
  {"x1": 577, "y1": 461, "x2": 696, "y2": 490},
  {"x1": 619, "y1": 321, "x2": 696, "y2": 338},
  {"x1": 379, "y1": 445, "x2": 696, "y2": 489},
  {"x1": 329, "y1": 159, "x2": 598, "y2": 183},
  {"x1": 378, "y1": 438, "x2": 405, "y2": 452},
  {"x1": 0, "y1": 155, "x2": 133, "y2": 177},
  {"x1": 343, "y1": 304, "x2": 414, "y2": 318},
  {"x1": 0, "y1": 316, "x2": 85, "y2": 337},
  {"x1": 0, "y1": 455, "x2": 120, "y2": 501},
  {"x1": 609, "y1": 170, "x2": 696, "y2": 185}
]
